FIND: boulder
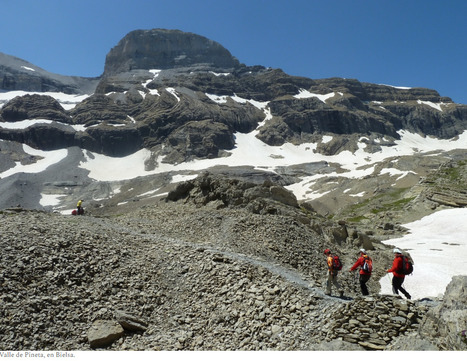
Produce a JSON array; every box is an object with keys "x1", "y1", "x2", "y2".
[
  {"x1": 418, "y1": 276, "x2": 467, "y2": 350},
  {"x1": 87, "y1": 320, "x2": 125, "y2": 348}
]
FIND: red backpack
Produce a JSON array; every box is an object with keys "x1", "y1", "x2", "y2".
[{"x1": 332, "y1": 255, "x2": 343, "y2": 271}]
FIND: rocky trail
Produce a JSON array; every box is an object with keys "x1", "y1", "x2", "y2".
[{"x1": 91, "y1": 213, "x2": 338, "y2": 300}]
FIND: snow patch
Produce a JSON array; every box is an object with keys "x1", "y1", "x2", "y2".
[
  {"x1": 0, "y1": 145, "x2": 68, "y2": 179},
  {"x1": 210, "y1": 71, "x2": 230, "y2": 76},
  {"x1": 21, "y1": 66, "x2": 35, "y2": 72},
  {"x1": 166, "y1": 87, "x2": 180, "y2": 102},
  {"x1": 417, "y1": 100, "x2": 445, "y2": 111},
  {"x1": 294, "y1": 89, "x2": 336, "y2": 103},
  {"x1": 40, "y1": 194, "x2": 65, "y2": 207}
]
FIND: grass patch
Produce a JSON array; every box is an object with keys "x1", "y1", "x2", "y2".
[
  {"x1": 370, "y1": 196, "x2": 416, "y2": 214},
  {"x1": 426, "y1": 160, "x2": 466, "y2": 186},
  {"x1": 339, "y1": 187, "x2": 413, "y2": 222}
]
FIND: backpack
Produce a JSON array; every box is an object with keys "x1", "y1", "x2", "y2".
[
  {"x1": 362, "y1": 256, "x2": 373, "y2": 273},
  {"x1": 400, "y1": 255, "x2": 413, "y2": 275},
  {"x1": 332, "y1": 255, "x2": 343, "y2": 271}
]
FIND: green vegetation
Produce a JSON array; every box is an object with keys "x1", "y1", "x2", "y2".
[
  {"x1": 336, "y1": 160, "x2": 467, "y2": 226},
  {"x1": 346, "y1": 215, "x2": 370, "y2": 223},
  {"x1": 370, "y1": 195, "x2": 416, "y2": 215},
  {"x1": 431, "y1": 160, "x2": 466, "y2": 186},
  {"x1": 337, "y1": 187, "x2": 413, "y2": 223}
]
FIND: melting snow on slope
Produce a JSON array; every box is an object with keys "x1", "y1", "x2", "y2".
[{"x1": 0, "y1": 145, "x2": 68, "y2": 179}]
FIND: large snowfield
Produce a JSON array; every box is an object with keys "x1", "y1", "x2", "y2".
[{"x1": 1, "y1": 89, "x2": 467, "y2": 301}]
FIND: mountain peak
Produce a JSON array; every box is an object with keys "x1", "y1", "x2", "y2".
[{"x1": 103, "y1": 28, "x2": 241, "y2": 76}]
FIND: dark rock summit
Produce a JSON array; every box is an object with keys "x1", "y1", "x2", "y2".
[{"x1": 103, "y1": 29, "x2": 241, "y2": 76}]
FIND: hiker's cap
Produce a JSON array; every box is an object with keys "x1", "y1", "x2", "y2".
[
  {"x1": 324, "y1": 249, "x2": 331, "y2": 255},
  {"x1": 360, "y1": 248, "x2": 366, "y2": 254},
  {"x1": 393, "y1": 248, "x2": 402, "y2": 254}
]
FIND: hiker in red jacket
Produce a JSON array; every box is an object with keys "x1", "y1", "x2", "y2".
[
  {"x1": 387, "y1": 248, "x2": 411, "y2": 299},
  {"x1": 349, "y1": 249, "x2": 372, "y2": 296}
]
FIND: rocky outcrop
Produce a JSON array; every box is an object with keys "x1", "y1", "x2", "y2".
[
  {"x1": 68, "y1": 94, "x2": 129, "y2": 125},
  {"x1": 421, "y1": 160, "x2": 467, "y2": 207},
  {"x1": 0, "y1": 94, "x2": 70, "y2": 123},
  {"x1": 166, "y1": 172, "x2": 299, "y2": 214},
  {"x1": 316, "y1": 78, "x2": 449, "y2": 103},
  {"x1": 0, "y1": 123, "x2": 76, "y2": 151},
  {"x1": 162, "y1": 120, "x2": 235, "y2": 163}
]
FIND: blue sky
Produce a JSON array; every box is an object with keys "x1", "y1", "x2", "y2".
[{"x1": 2, "y1": 0, "x2": 466, "y2": 104}]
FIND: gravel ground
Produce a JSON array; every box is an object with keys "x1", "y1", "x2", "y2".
[
  {"x1": 0, "y1": 201, "x2": 344, "y2": 350},
  {"x1": 0, "y1": 200, "x2": 449, "y2": 351}
]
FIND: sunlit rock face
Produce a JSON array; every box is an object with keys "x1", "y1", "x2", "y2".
[{"x1": 103, "y1": 29, "x2": 240, "y2": 76}]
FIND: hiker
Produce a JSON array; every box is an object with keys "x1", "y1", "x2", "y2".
[
  {"x1": 349, "y1": 248, "x2": 372, "y2": 296},
  {"x1": 387, "y1": 248, "x2": 411, "y2": 299},
  {"x1": 324, "y1": 249, "x2": 343, "y2": 297},
  {"x1": 77, "y1": 199, "x2": 84, "y2": 215}
]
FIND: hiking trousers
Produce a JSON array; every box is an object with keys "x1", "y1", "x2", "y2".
[
  {"x1": 359, "y1": 273, "x2": 371, "y2": 296},
  {"x1": 326, "y1": 271, "x2": 342, "y2": 296},
  {"x1": 392, "y1": 276, "x2": 411, "y2": 299}
]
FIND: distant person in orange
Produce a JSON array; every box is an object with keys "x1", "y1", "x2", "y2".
[
  {"x1": 324, "y1": 249, "x2": 343, "y2": 297},
  {"x1": 350, "y1": 249, "x2": 372, "y2": 296}
]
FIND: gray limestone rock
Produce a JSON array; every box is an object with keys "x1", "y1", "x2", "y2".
[{"x1": 87, "y1": 320, "x2": 125, "y2": 349}]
